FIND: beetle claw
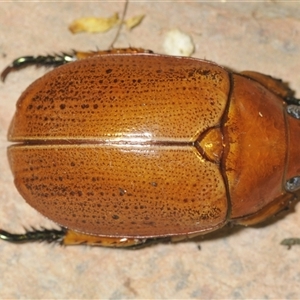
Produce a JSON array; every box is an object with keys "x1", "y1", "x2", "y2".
[{"x1": 1, "y1": 66, "x2": 14, "y2": 82}]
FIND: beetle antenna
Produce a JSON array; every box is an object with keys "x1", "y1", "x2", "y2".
[
  {"x1": 109, "y1": 0, "x2": 129, "y2": 49},
  {"x1": 0, "y1": 227, "x2": 66, "y2": 244}
]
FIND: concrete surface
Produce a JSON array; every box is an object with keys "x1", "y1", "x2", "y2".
[{"x1": 0, "y1": 1, "x2": 300, "y2": 299}]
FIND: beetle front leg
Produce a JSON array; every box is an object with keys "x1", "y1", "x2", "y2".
[{"x1": 1, "y1": 48, "x2": 153, "y2": 82}]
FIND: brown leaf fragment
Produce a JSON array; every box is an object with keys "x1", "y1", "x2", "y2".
[{"x1": 69, "y1": 13, "x2": 119, "y2": 34}]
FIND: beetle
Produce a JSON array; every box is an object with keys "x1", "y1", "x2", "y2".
[{"x1": 0, "y1": 48, "x2": 300, "y2": 248}]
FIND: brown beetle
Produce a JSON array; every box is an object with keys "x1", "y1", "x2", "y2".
[{"x1": 1, "y1": 48, "x2": 300, "y2": 248}]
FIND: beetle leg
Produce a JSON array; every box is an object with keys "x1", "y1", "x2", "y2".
[
  {"x1": 62, "y1": 229, "x2": 171, "y2": 248},
  {"x1": 0, "y1": 53, "x2": 76, "y2": 82},
  {"x1": 0, "y1": 227, "x2": 66, "y2": 244},
  {"x1": 0, "y1": 226, "x2": 171, "y2": 248},
  {"x1": 1, "y1": 48, "x2": 153, "y2": 82},
  {"x1": 0, "y1": 227, "x2": 205, "y2": 248},
  {"x1": 60, "y1": 231, "x2": 203, "y2": 248}
]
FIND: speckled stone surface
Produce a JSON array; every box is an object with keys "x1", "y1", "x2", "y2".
[{"x1": 0, "y1": 2, "x2": 299, "y2": 299}]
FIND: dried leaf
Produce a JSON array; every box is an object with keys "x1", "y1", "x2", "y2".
[
  {"x1": 69, "y1": 13, "x2": 119, "y2": 34},
  {"x1": 125, "y1": 14, "x2": 145, "y2": 30}
]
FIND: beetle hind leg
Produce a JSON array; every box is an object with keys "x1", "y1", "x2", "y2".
[
  {"x1": 0, "y1": 52, "x2": 76, "y2": 82},
  {"x1": 0, "y1": 227, "x2": 66, "y2": 244},
  {"x1": 62, "y1": 230, "x2": 171, "y2": 248},
  {"x1": 0, "y1": 226, "x2": 171, "y2": 248},
  {"x1": 1, "y1": 48, "x2": 152, "y2": 82}
]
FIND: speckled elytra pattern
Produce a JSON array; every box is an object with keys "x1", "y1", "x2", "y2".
[
  {"x1": 9, "y1": 54, "x2": 228, "y2": 142},
  {"x1": 8, "y1": 53, "x2": 296, "y2": 237}
]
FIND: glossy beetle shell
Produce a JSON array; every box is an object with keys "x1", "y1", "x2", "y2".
[{"x1": 7, "y1": 53, "x2": 300, "y2": 238}]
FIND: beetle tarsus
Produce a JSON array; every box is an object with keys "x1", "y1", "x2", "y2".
[
  {"x1": 1, "y1": 52, "x2": 75, "y2": 82},
  {"x1": 0, "y1": 227, "x2": 66, "y2": 244}
]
